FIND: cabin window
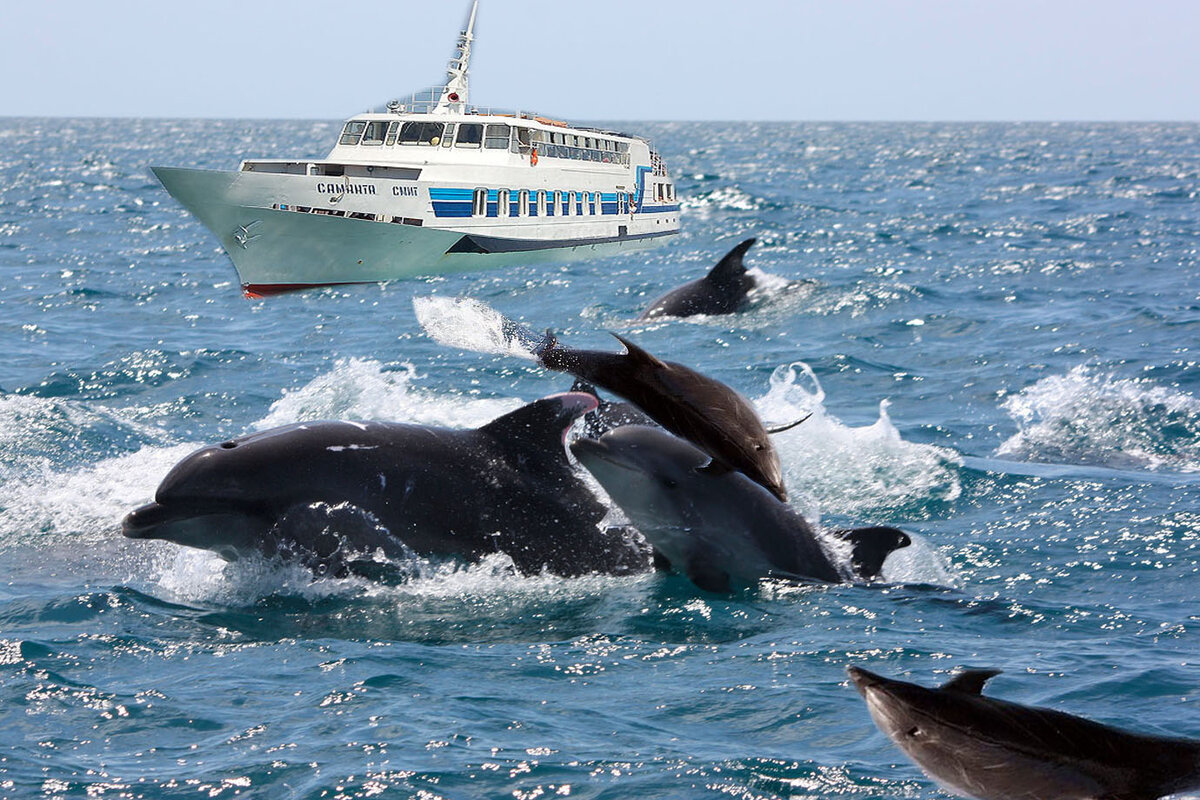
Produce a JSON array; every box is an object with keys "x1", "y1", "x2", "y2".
[
  {"x1": 498, "y1": 189, "x2": 510, "y2": 217},
  {"x1": 590, "y1": 192, "x2": 598, "y2": 215},
  {"x1": 361, "y1": 121, "x2": 388, "y2": 145},
  {"x1": 399, "y1": 121, "x2": 445, "y2": 146},
  {"x1": 442, "y1": 123, "x2": 456, "y2": 148},
  {"x1": 566, "y1": 191, "x2": 577, "y2": 216},
  {"x1": 456, "y1": 123, "x2": 483, "y2": 148},
  {"x1": 518, "y1": 190, "x2": 530, "y2": 217},
  {"x1": 536, "y1": 190, "x2": 547, "y2": 217},
  {"x1": 484, "y1": 124, "x2": 511, "y2": 150},
  {"x1": 473, "y1": 188, "x2": 488, "y2": 216},
  {"x1": 384, "y1": 122, "x2": 398, "y2": 146},
  {"x1": 339, "y1": 121, "x2": 366, "y2": 146}
]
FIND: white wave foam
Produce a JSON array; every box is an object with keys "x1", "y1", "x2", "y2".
[
  {"x1": 755, "y1": 363, "x2": 962, "y2": 515},
  {"x1": 413, "y1": 295, "x2": 540, "y2": 360},
  {"x1": 0, "y1": 443, "x2": 196, "y2": 548},
  {"x1": 256, "y1": 357, "x2": 518, "y2": 430},
  {"x1": 997, "y1": 366, "x2": 1200, "y2": 472}
]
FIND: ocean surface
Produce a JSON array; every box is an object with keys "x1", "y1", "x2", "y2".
[{"x1": 1, "y1": 117, "x2": 1199, "y2": 799}]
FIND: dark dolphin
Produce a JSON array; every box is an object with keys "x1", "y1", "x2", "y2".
[
  {"x1": 571, "y1": 425, "x2": 910, "y2": 592},
  {"x1": 536, "y1": 333, "x2": 788, "y2": 501},
  {"x1": 640, "y1": 238, "x2": 759, "y2": 320},
  {"x1": 123, "y1": 393, "x2": 651, "y2": 578},
  {"x1": 847, "y1": 665, "x2": 1200, "y2": 800}
]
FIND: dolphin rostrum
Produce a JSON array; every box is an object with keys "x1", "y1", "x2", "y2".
[{"x1": 847, "y1": 665, "x2": 1200, "y2": 800}]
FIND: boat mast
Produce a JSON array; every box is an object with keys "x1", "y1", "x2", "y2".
[{"x1": 433, "y1": 0, "x2": 478, "y2": 115}]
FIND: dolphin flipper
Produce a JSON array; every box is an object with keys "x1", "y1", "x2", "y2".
[{"x1": 834, "y1": 526, "x2": 912, "y2": 580}]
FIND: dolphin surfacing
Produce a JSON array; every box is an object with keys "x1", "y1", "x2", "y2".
[
  {"x1": 570, "y1": 425, "x2": 910, "y2": 592},
  {"x1": 640, "y1": 238, "x2": 759, "y2": 320},
  {"x1": 847, "y1": 665, "x2": 1200, "y2": 800},
  {"x1": 124, "y1": 393, "x2": 651, "y2": 578}
]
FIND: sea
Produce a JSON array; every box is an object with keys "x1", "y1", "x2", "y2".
[{"x1": 1, "y1": 117, "x2": 1198, "y2": 799}]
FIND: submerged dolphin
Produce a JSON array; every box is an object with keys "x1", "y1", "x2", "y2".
[
  {"x1": 536, "y1": 332, "x2": 789, "y2": 501},
  {"x1": 570, "y1": 425, "x2": 910, "y2": 592},
  {"x1": 124, "y1": 393, "x2": 650, "y2": 578},
  {"x1": 847, "y1": 665, "x2": 1200, "y2": 800},
  {"x1": 640, "y1": 238, "x2": 759, "y2": 320}
]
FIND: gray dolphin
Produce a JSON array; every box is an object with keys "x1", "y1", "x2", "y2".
[
  {"x1": 847, "y1": 665, "x2": 1200, "y2": 800},
  {"x1": 569, "y1": 425, "x2": 910, "y2": 592},
  {"x1": 640, "y1": 238, "x2": 759, "y2": 320},
  {"x1": 536, "y1": 332, "x2": 789, "y2": 501},
  {"x1": 123, "y1": 393, "x2": 650, "y2": 578}
]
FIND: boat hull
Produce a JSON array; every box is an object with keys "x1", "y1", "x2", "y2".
[{"x1": 153, "y1": 166, "x2": 673, "y2": 295}]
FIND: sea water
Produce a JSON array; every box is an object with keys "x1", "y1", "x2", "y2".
[{"x1": 0, "y1": 118, "x2": 1198, "y2": 798}]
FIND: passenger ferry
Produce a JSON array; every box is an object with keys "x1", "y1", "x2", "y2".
[{"x1": 152, "y1": 0, "x2": 680, "y2": 297}]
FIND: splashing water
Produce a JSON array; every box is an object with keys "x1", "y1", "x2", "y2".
[
  {"x1": 755, "y1": 363, "x2": 962, "y2": 517},
  {"x1": 997, "y1": 365, "x2": 1200, "y2": 472},
  {"x1": 413, "y1": 295, "x2": 543, "y2": 359}
]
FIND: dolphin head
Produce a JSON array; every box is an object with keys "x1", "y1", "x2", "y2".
[
  {"x1": 570, "y1": 425, "x2": 710, "y2": 529},
  {"x1": 845, "y1": 665, "x2": 1132, "y2": 799},
  {"x1": 122, "y1": 426, "x2": 316, "y2": 560}
]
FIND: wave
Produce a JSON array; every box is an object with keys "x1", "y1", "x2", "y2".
[
  {"x1": 997, "y1": 366, "x2": 1200, "y2": 472},
  {"x1": 755, "y1": 363, "x2": 963, "y2": 517}
]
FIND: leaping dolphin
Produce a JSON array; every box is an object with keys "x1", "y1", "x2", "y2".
[
  {"x1": 570, "y1": 425, "x2": 910, "y2": 592},
  {"x1": 123, "y1": 393, "x2": 651, "y2": 578},
  {"x1": 847, "y1": 665, "x2": 1200, "y2": 800},
  {"x1": 639, "y1": 238, "x2": 759, "y2": 320},
  {"x1": 536, "y1": 333, "x2": 789, "y2": 501}
]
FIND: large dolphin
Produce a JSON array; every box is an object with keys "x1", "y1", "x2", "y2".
[
  {"x1": 569, "y1": 425, "x2": 910, "y2": 592},
  {"x1": 640, "y1": 238, "x2": 759, "y2": 320},
  {"x1": 535, "y1": 333, "x2": 789, "y2": 501},
  {"x1": 123, "y1": 393, "x2": 650, "y2": 578},
  {"x1": 847, "y1": 665, "x2": 1200, "y2": 800}
]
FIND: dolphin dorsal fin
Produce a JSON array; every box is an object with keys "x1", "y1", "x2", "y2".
[
  {"x1": 480, "y1": 393, "x2": 595, "y2": 453},
  {"x1": 942, "y1": 669, "x2": 1002, "y2": 696},
  {"x1": 611, "y1": 333, "x2": 667, "y2": 368},
  {"x1": 706, "y1": 238, "x2": 756, "y2": 284}
]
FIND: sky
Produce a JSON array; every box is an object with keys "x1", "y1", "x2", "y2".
[{"x1": 3, "y1": 0, "x2": 1198, "y2": 121}]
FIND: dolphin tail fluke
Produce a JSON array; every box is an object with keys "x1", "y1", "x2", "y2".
[{"x1": 834, "y1": 526, "x2": 911, "y2": 580}]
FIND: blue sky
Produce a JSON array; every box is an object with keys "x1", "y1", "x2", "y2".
[{"x1": 4, "y1": 0, "x2": 1198, "y2": 120}]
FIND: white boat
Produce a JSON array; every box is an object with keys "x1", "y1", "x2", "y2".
[{"x1": 152, "y1": 1, "x2": 680, "y2": 297}]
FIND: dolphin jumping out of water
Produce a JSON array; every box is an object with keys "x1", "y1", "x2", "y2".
[
  {"x1": 536, "y1": 332, "x2": 790, "y2": 501},
  {"x1": 847, "y1": 665, "x2": 1200, "y2": 800},
  {"x1": 570, "y1": 425, "x2": 910, "y2": 592},
  {"x1": 639, "y1": 238, "x2": 759, "y2": 320},
  {"x1": 123, "y1": 393, "x2": 650, "y2": 578}
]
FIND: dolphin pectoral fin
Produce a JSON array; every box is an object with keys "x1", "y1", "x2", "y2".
[
  {"x1": 610, "y1": 333, "x2": 667, "y2": 368},
  {"x1": 685, "y1": 556, "x2": 731, "y2": 593},
  {"x1": 834, "y1": 526, "x2": 912, "y2": 580},
  {"x1": 766, "y1": 413, "x2": 813, "y2": 435},
  {"x1": 941, "y1": 669, "x2": 1003, "y2": 696}
]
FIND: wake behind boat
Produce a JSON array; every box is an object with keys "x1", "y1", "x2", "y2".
[{"x1": 152, "y1": 0, "x2": 681, "y2": 298}]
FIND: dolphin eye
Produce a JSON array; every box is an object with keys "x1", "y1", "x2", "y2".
[
  {"x1": 660, "y1": 477, "x2": 679, "y2": 489},
  {"x1": 905, "y1": 726, "x2": 921, "y2": 739}
]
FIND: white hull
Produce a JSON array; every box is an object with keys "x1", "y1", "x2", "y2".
[{"x1": 154, "y1": 165, "x2": 677, "y2": 295}]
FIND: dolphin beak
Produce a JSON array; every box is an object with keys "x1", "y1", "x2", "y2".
[
  {"x1": 846, "y1": 665, "x2": 888, "y2": 697},
  {"x1": 122, "y1": 502, "x2": 171, "y2": 539}
]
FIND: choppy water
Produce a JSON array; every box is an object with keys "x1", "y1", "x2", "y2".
[{"x1": 2, "y1": 117, "x2": 1199, "y2": 799}]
